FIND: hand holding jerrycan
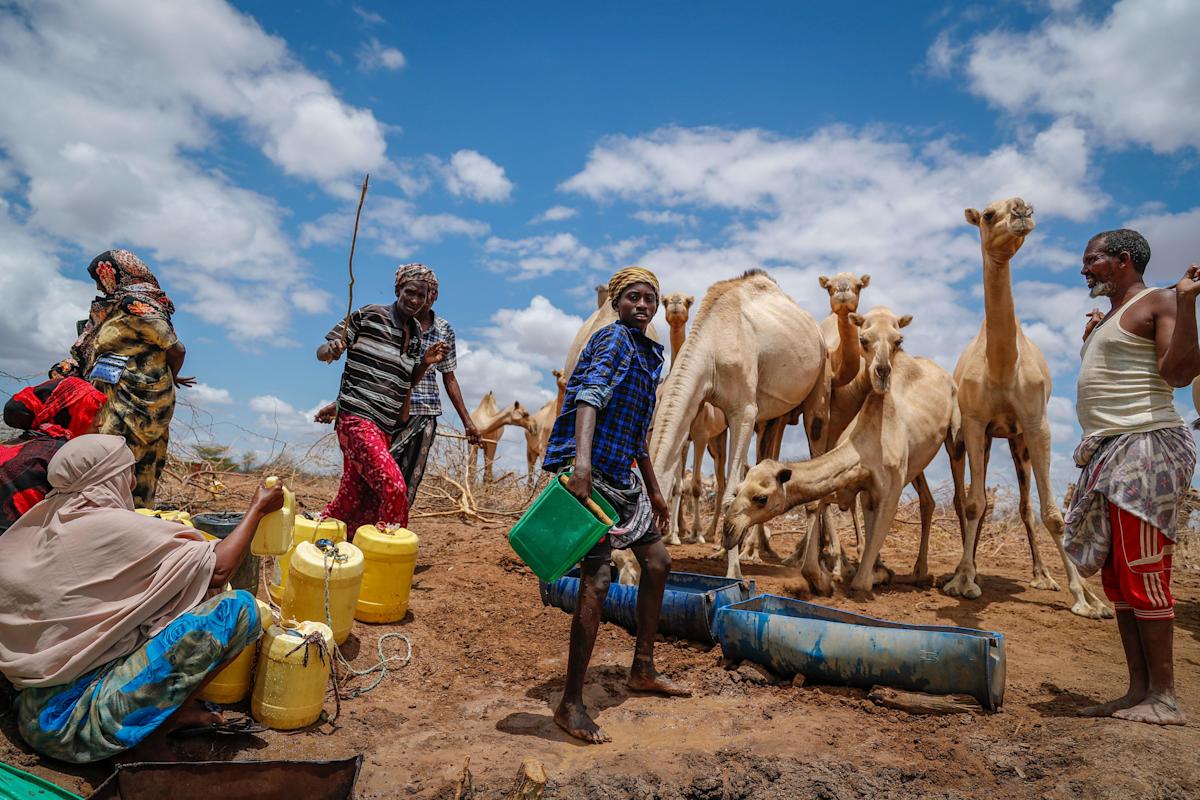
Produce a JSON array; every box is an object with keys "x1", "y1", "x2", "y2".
[
  {"x1": 508, "y1": 474, "x2": 616, "y2": 583},
  {"x1": 252, "y1": 476, "x2": 295, "y2": 556}
]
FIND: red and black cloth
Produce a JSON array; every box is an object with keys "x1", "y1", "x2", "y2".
[{"x1": 0, "y1": 378, "x2": 107, "y2": 534}]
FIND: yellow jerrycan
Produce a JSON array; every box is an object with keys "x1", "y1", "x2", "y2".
[
  {"x1": 250, "y1": 621, "x2": 333, "y2": 730},
  {"x1": 199, "y1": 597, "x2": 273, "y2": 704},
  {"x1": 268, "y1": 514, "x2": 347, "y2": 605},
  {"x1": 135, "y1": 508, "x2": 193, "y2": 526},
  {"x1": 282, "y1": 539, "x2": 364, "y2": 645},
  {"x1": 251, "y1": 476, "x2": 295, "y2": 556},
  {"x1": 354, "y1": 524, "x2": 419, "y2": 623}
]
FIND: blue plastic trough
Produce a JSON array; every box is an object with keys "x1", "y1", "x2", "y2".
[
  {"x1": 539, "y1": 569, "x2": 756, "y2": 645},
  {"x1": 713, "y1": 595, "x2": 1006, "y2": 709}
]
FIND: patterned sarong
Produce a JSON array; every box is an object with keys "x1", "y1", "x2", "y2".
[
  {"x1": 391, "y1": 414, "x2": 439, "y2": 505},
  {"x1": 16, "y1": 591, "x2": 260, "y2": 764},
  {"x1": 1063, "y1": 426, "x2": 1196, "y2": 577}
]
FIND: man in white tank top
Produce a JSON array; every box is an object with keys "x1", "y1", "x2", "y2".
[{"x1": 1065, "y1": 228, "x2": 1200, "y2": 726}]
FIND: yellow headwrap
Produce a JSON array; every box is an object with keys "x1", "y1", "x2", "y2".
[{"x1": 607, "y1": 267, "x2": 660, "y2": 304}]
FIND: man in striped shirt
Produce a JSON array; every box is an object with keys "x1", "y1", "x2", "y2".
[{"x1": 316, "y1": 267, "x2": 445, "y2": 535}]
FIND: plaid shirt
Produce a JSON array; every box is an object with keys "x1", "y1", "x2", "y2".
[
  {"x1": 408, "y1": 316, "x2": 458, "y2": 416},
  {"x1": 543, "y1": 321, "x2": 664, "y2": 488}
]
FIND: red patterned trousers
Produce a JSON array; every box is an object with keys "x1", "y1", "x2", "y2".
[{"x1": 323, "y1": 413, "x2": 409, "y2": 537}]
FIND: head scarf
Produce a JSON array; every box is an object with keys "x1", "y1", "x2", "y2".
[
  {"x1": 4, "y1": 378, "x2": 107, "y2": 439},
  {"x1": 394, "y1": 262, "x2": 435, "y2": 291},
  {"x1": 0, "y1": 435, "x2": 215, "y2": 688},
  {"x1": 55, "y1": 250, "x2": 175, "y2": 377},
  {"x1": 608, "y1": 267, "x2": 660, "y2": 305}
]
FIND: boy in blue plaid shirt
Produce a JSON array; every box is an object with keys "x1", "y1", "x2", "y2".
[{"x1": 543, "y1": 266, "x2": 690, "y2": 744}]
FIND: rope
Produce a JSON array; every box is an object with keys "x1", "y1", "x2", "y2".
[{"x1": 318, "y1": 539, "x2": 413, "y2": 705}]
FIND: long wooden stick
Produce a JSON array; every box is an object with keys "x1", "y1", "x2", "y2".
[{"x1": 341, "y1": 174, "x2": 370, "y2": 345}]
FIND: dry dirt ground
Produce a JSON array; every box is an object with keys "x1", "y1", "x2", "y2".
[{"x1": 3, "y1": 503, "x2": 1199, "y2": 799}]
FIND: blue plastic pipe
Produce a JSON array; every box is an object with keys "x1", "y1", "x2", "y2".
[
  {"x1": 539, "y1": 569, "x2": 756, "y2": 645},
  {"x1": 713, "y1": 594, "x2": 1006, "y2": 709}
]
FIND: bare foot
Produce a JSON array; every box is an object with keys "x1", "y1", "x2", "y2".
[
  {"x1": 627, "y1": 669, "x2": 692, "y2": 697},
  {"x1": 553, "y1": 701, "x2": 610, "y2": 744},
  {"x1": 1079, "y1": 690, "x2": 1144, "y2": 718},
  {"x1": 165, "y1": 700, "x2": 222, "y2": 734},
  {"x1": 1112, "y1": 695, "x2": 1187, "y2": 726}
]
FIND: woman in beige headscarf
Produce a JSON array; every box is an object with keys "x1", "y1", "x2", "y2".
[{"x1": 0, "y1": 435, "x2": 283, "y2": 764}]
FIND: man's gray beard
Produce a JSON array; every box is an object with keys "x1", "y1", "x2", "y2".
[{"x1": 1089, "y1": 281, "x2": 1116, "y2": 298}]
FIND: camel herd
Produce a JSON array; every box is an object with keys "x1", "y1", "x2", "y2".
[{"x1": 472, "y1": 196, "x2": 1114, "y2": 620}]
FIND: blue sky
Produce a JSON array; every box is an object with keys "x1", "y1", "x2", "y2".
[{"x1": 0, "y1": 0, "x2": 1197, "y2": 486}]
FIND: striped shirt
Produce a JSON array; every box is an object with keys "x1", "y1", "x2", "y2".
[
  {"x1": 408, "y1": 316, "x2": 458, "y2": 417},
  {"x1": 326, "y1": 304, "x2": 423, "y2": 435}
]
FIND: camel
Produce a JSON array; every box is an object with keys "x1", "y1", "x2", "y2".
[
  {"x1": 468, "y1": 392, "x2": 530, "y2": 483},
  {"x1": 661, "y1": 292, "x2": 729, "y2": 545},
  {"x1": 649, "y1": 270, "x2": 829, "y2": 580},
  {"x1": 944, "y1": 197, "x2": 1110, "y2": 619},
  {"x1": 594, "y1": 284, "x2": 610, "y2": 309},
  {"x1": 819, "y1": 272, "x2": 870, "y2": 388},
  {"x1": 521, "y1": 370, "x2": 566, "y2": 484},
  {"x1": 723, "y1": 307, "x2": 963, "y2": 594}
]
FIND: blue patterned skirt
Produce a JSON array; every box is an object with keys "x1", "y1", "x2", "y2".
[{"x1": 16, "y1": 590, "x2": 261, "y2": 764}]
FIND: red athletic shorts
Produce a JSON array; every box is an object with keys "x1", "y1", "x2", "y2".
[{"x1": 1101, "y1": 500, "x2": 1175, "y2": 621}]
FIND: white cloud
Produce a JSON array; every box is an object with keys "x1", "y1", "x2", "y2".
[
  {"x1": 0, "y1": 202, "x2": 94, "y2": 376},
  {"x1": 1123, "y1": 206, "x2": 1200, "y2": 287},
  {"x1": 182, "y1": 383, "x2": 234, "y2": 406},
  {"x1": 353, "y1": 5, "x2": 385, "y2": 25},
  {"x1": 559, "y1": 121, "x2": 1103, "y2": 374},
  {"x1": 924, "y1": 31, "x2": 959, "y2": 77},
  {"x1": 300, "y1": 196, "x2": 488, "y2": 259},
  {"x1": 962, "y1": 0, "x2": 1200, "y2": 153},
  {"x1": 441, "y1": 150, "x2": 514, "y2": 202},
  {"x1": 483, "y1": 296, "x2": 586, "y2": 369},
  {"x1": 530, "y1": 205, "x2": 578, "y2": 224},
  {"x1": 249, "y1": 394, "x2": 330, "y2": 437},
  {"x1": 633, "y1": 209, "x2": 696, "y2": 227},
  {"x1": 0, "y1": 0, "x2": 391, "y2": 369},
  {"x1": 358, "y1": 38, "x2": 406, "y2": 71},
  {"x1": 484, "y1": 232, "x2": 645, "y2": 280}
]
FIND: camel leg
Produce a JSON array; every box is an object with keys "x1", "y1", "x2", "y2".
[
  {"x1": 688, "y1": 437, "x2": 707, "y2": 544},
  {"x1": 820, "y1": 504, "x2": 847, "y2": 577},
  {"x1": 1007, "y1": 434, "x2": 1057, "y2": 591},
  {"x1": 483, "y1": 441, "x2": 498, "y2": 484},
  {"x1": 705, "y1": 432, "x2": 727, "y2": 546},
  {"x1": 664, "y1": 447, "x2": 684, "y2": 546},
  {"x1": 612, "y1": 549, "x2": 640, "y2": 585},
  {"x1": 947, "y1": 433, "x2": 968, "y2": 544},
  {"x1": 800, "y1": 499, "x2": 834, "y2": 595},
  {"x1": 722, "y1": 409, "x2": 758, "y2": 580},
  {"x1": 850, "y1": 486, "x2": 899, "y2": 594},
  {"x1": 1026, "y1": 420, "x2": 1112, "y2": 619},
  {"x1": 944, "y1": 419, "x2": 987, "y2": 599},
  {"x1": 850, "y1": 497, "x2": 862, "y2": 551},
  {"x1": 895, "y1": 474, "x2": 934, "y2": 585}
]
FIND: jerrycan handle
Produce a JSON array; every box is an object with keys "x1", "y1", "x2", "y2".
[{"x1": 557, "y1": 475, "x2": 613, "y2": 525}]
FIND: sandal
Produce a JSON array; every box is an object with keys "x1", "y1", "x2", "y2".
[{"x1": 171, "y1": 712, "x2": 269, "y2": 738}]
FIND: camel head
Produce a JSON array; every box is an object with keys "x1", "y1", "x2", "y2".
[
  {"x1": 594, "y1": 284, "x2": 611, "y2": 309},
  {"x1": 663, "y1": 292, "x2": 694, "y2": 328},
  {"x1": 507, "y1": 401, "x2": 535, "y2": 431},
  {"x1": 848, "y1": 306, "x2": 912, "y2": 394},
  {"x1": 721, "y1": 459, "x2": 796, "y2": 551},
  {"x1": 818, "y1": 272, "x2": 870, "y2": 316},
  {"x1": 965, "y1": 197, "x2": 1035, "y2": 262},
  {"x1": 552, "y1": 368, "x2": 566, "y2": 393}
]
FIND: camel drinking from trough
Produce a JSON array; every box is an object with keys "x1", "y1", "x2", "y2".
[{"x1": 723, "y1": 307, "x2": 963, "y2": 594}]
